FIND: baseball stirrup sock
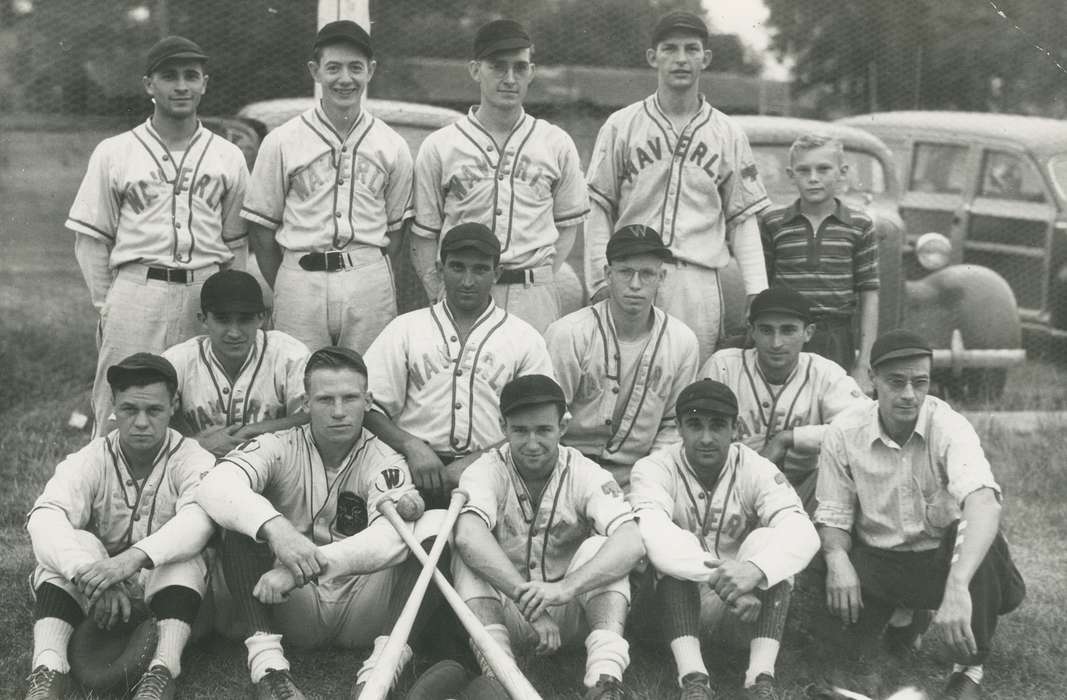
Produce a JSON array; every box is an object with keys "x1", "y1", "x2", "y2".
[
  {"x1": 745, "y1": 638, "x2": 780, "y2": 687},
  {"x1": 670, "y1": 636, "x2": 707, "y2": 686},
  {"x1": 246, "y1": 632, "x2": 289, "y2": 684},
  {"x1": 472, "y1": 623, "x2": 515, "y2": 679},
  {"x1": 151, "y1": 618, "x2": 191, "y2": 677},
  {"x1": 953, "y1": 663, "x2": 984, "y2": 685},
  {"x1": 32, "y1": 618, "x2": 74, "y2": 673},
  {"x1": 753, "y1": 581, "x2": 791, "y2": 642},
  {"x1": 657, "y1": 576, "x2": 702, "y2": 639},
  {"x1": 356, "y1": 634, "x2": 412, "y2": 689},
  {"x1": 583, "y1": 629, "x2": 630, "y2": 688}
]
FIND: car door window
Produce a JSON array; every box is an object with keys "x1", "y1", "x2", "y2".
[
  {"x1": 909, "y1": 143, "x2": 968, "y2": 194},
  {"x1": 979, "y1": 150, "x2": 1047, "y2": 203}
]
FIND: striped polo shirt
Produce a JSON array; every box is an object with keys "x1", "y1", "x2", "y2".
[{"x1": 759, "y1": 199, "x2": 879, "y2": 318}]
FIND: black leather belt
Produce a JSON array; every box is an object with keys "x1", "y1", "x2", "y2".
[
  {"x1": 299, "y1": 251, "x2": 357, "y2": 272},
  {"x1": 435, "y1": 452, "x2": 460, "y2": 466},
  {"x1": 147, "y1": 267, "x2": 189, "y2": 283},
  {"x1": 497, "y1": 268, "x2": 536, "y2": 284}
]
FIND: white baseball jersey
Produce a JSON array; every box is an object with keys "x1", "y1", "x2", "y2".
[
  {"x1": 162, "y1": 329, "x2": 309, "y2": 434},
  {"x1": 545, "y1": 300, "x2": 699, "y2": 482},
  {"x1": 460, "y1": 443, "x2": 634, "y2": 582},
  {"x1": 200, "y1": 425, "x2": 415, "y2": 545},
  {"x1": 585, "y1": 95, "x2": 770, "y2": 292},
  {"x1": 412, "y1": 108, "x2": 589, "y2": 269},
  {"x1": 364, "y1": 300, "x2": 555, "y2": 455},
  {"x1": 629, "y1": 442, "x2": 814, "y2": 585},
  {"x1": 27, "y1": 429, "x2": 215, "y2": 566},
  {"x1": 701, "y1": 348, "x2": 868, "y2": 484},
  {"x1": 66, "y1": 119, "x2": 249, "y2": 269},
  {"x1": 240, "y1": 105, "x2": 414, "y2": 251}
]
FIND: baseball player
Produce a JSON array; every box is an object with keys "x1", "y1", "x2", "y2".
[
  {"x1": 411, "y1": 19, "x2": 589, "y2": 334},
  {"x1": 363, "y1": 222, "x2": 554, "y2": 508},
  {"x1": 242, "y1": 21, "x2": 413, "y2": 353},
  {"x1": 25, "y1": 353, "x2": 216, "y2": 700},
  {"x1": 629, "y1": 379, "x2": 819, "y2": 700},
  {"x1": 162, "y1": 270, "x2": 309, "y2": 456},
  {"x1": 453, "y1": 374, "x2": 644, "y2": 699},
  {"x1": 196, "y1": 347, "x2": 448, "y2": 700},
  {"x1": 585, "y1": 11, "x2": 771, "y2": 363},
  {"x1": 67, "y1": 35, "x2": 249, "y2": 437},
  {"x1": 545, "y1": 225, "x2": 699, "y2": 488},
  {"x1": 700, "y1": 287, "x2": 867, "y2": 512}
]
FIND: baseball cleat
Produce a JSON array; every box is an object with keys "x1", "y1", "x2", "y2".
[
  {"x1": 255, "y1": 668, "x2": 306, "y2": 700},
  {"x1": 24, "y1": 666, "x2": 68, "y2": 700},
  {"x1": 940, "y1": 671, "x2": 981, "y2": 700},
  {"x1": 583, "y1": 673, "x2": 628, "y2": 700},
  {"x1": 679, "y1": 672, "x2": 715, "y2": 700},
  {"x1": 131, "y1": 664, "x2": 176, "y2": 700},
  {"x1": 744, "y1": 673, "x2": 779, "y2": 700}
]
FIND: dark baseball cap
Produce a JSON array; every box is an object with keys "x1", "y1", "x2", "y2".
[
  {"x1": 651, "y1": 11, "x2": 709, "y2": 46},
  {"x1": 500, "y1": 374, "x2": 566, "y2": 417},
  {"x1": 474, "y1": 19, "x2": 532, "y2": 60},
  {"x1": 606, "y1": 224, "x2": 673, "y2": 263},
  {"x1": 314, "y1": 20, "x2": 373, "y2": 58},
  {"x1": 106, "y1": 353, "x2": 178, "y2": 390},
  {"x1": 748, "y1": 287, "x2": 812, "y2": 323},
  {"x1": 145, "y1": 36, "x2": 208, "y2": 76},
  {"x1": 676, "y1": 379, "x2": 738, "y2": 418},
  {"x1": 870, "y1": 329, "x2": 933, "y2": 368},
  {"x1": 440, "y1": 222, "x2": 501, "y2": 258},
  {"x1": 200, "y1": 270, "x2": 265, "y2": 315}
]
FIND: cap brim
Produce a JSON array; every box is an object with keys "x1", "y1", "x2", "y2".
[
  {"x1": 476, "y1": 37, "x2": 532, "y2": 59},
  {"x1": 678, "y1": 400, "x2": 737, "y2": 417},
  {"x1": 314, "y1": 36, "x2": 373, "y2": 56},
  {"x1": 607, "y1": 244, "x2": 673, "y2": 263},
  {"x1": 147, "y1": 51, "x2": 208, "y2": 74},
  {"x1": 443, "y1": 240, "x2": 499, "y2": 256},
  {"x1": 204, "y1": 302, "x2": 265, "y2": 314},
  {"x1": 502, "y1": 394, "x2": 565, "y2": 415},
  {"x1": 749, "y1": 305, "x2": 811, "y2": 322},
  {"x1": 871, "y1": 347, "x2": 933, "y2": 366}
]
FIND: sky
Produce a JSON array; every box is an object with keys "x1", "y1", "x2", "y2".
[{"x1": 704, "y1": 0, "x2": 793, "y2": 80}]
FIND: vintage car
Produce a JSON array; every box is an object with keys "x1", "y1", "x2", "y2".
[
  {"x1": 730, "y1": 116, "x2": 1024, "y2": 398},
  {"x1": 838, "y1": 111, "x2": 1067, "y2": 346}
]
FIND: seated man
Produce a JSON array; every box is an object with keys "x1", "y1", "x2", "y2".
[
  {"x1": 701, "y1": 287, "x2": 867, "y2": 511},
  {"x1": 629, "y1": 379, "x2": 819, "y2": 700},
  {"x1": 546, "y1": 225, "x2": 698, "y2": 488},
  {"x1": 364, "y1": 222, "x2": 554, "y2": 508},
  {"x1": 163, "y1": 269, "x2": 309, "y2": 456},
  {"x1": 453, "y1": 375, "x2": 644, "y2": 699},
  {"x1": 25, "y1": 353, "x2": 216, "y2": 700},
  {"x1": 815, "y1": 329, "x2": 1025, "y2": 700},
  {"x1": 196, "y1": 347, "x2": 447, "y2": 700}
]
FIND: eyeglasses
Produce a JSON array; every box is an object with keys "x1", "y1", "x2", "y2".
[
  {"x1": 485, "y1": 60, "x2": 533, "y2": 79},
  {"x1": 609, "y1": 266, "x2": 660, "y2": 285}
]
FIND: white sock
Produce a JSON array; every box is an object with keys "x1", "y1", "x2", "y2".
[
  {"x1": 583, "y1": 629, "x2": 630, "y2": 688},
  {"x1": 745, "y1": 637, "x2": 780, "y2": 687},
  {"x1": 245, "y1": 632, "x2": 289, "y2": 684},
  {"x1": 888, "y1": 607, "x2": 914, "y2": 627},
  {"x1": 669, "y1": 635, "x2": 707, "y2": 686},
  {"x1": 953, "y1": 663, "x2": 984, "y2": 684},
  {"x1": 32, "y1": 618, "x2": 74, "y2": 673},
  {"x1": 355, "y1": 634, "x2": 412, "y2": 688},
  {"x1": 150, "y1": 619, "x2": 191, "y2": 677},
  {"x1": 473, "y1": 624, "x2": 515, "y2": 679}
]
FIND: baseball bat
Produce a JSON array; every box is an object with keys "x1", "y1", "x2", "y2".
[
  {"x1": 379, "y1": 495, "x2": 543, "y2": 700},
  {"x1": 358, "y1": 490, "x2": 468, "y2": 700}
]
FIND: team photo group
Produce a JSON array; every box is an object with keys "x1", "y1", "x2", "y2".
[{"x1": 26, "y1": 8, "x2": 1026, "y2": 700}]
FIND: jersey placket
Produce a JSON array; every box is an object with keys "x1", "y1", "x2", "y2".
[
  {"x1": 511, "y1": 452, "x2": 568, "y2": 583},
  {"x1": 307, "y1": 109, "x2": 367, "y2": 250},
  {"x1": 651, "y1": 98, "x2": 707, "y2": 246},
  {"x1": 111, "y1": 434, "x2": 173, "y2": 548},
  {"x1": 146, "y1": 122, "x2": 207, "y2": 265},
  {"x1": 441, "y1": 302, "x2": 499, "y2": 453},
  {"x1": 463, "y1": 114, "x2": 529, "y2": 254},
  {"x1": 309, "y1": 432, "x2": 367, "y2": 544},
  {"x1": 603, "y1": 307, "x2": 667, "y2": 454}
]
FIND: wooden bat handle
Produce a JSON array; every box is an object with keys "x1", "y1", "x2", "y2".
[
  {"x1": 379, "y1": 493, "x2": 542, "y2": 700},
  {"x1": 358, "y1": 490, "x2": 468, "y2": 700}
]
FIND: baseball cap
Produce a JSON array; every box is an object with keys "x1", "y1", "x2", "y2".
[
  {"x1": 748, "y1": 287, "x2": 812, "y2": 323},
  {"x1": 106, "y1": 353, "x2": 178, "y2": 390},
  {"x1": 676, "y1": 379, "x2": 739, "y2": 418},
  {"x1": 605, "y1": 225, "x2": 673, "y2": 263},
  {"x1": 314, "y1": 20, "x2": 373, "y2": 58},
  {"x1": 440, "y1": 222, "x2": 501, "y2": 258},
  {"x1": 200, "y1": 270, "x2": 265, "y2": 314},
  {"x1": 473, "y1": 19, "x2": 532, "y2": 60},
  {"x1": 651, "y1": 11, "x2": 709, "y2": 46},
  {"x1": 499, "y1": 374, "x2": 566, "y2": 417},
  {"x1": 869, "y1": 329, "x2": 933, "y2": 368},
  {"x1": 145, "y1": 36, "x2": 208, "y2": 76}
]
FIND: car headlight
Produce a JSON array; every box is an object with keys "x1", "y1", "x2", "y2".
[{"x1": 915, "y1": 232, "x2": 952, "y2": 271}]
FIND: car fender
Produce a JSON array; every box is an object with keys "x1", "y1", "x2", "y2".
[{"x1": 902, "y1": 264, "x2": 1022, "y2": 350}]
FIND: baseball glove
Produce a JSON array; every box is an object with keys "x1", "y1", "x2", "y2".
[{"x1": 68, "y1": 613, "x2": 157, "y2": 693}]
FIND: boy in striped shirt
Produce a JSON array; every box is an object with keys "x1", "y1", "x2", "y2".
[{"x1": 759, "y1": 134, "x2": 879, "y2": 391}]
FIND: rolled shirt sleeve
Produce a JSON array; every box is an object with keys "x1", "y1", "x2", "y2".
[
  {"x1": 812, "y1": 421, "x2": 858, "y2": 532},
  {"x1": 458, "y1": 452, "x2": 504, "y2": 530}
]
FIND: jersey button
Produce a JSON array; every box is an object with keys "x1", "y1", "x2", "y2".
[
  {"x1": 335, "y1": 212, "x2": 342, "y2": 218},
  {"x1": 341, "y1": 146, "x2": 348, "y2": 152},
  {"x1": 455, "y1": 402, "x2": 462, "y2": 410},
  {"x1": 337, "y1": 179, "x2": 345, "y2": 186},
  {"x1": 762, "y1": 402, "x2": 770, "y2": 408},
  {"x1": 162, "y1": 155, "x2": 170, "y2": 161},
  {"x1": 495, "y1": 209, "x2": 503, "y2": 216},
  {"x1": 175, "y1": 222, "x2": 181, "y2": 229},
  {"x1": 222, "y1": 387, "x2": 230, "y2": 395},
  {"x1": 528, "y1": 561, "x2": 536, "y2": 570},
  {"x1": 450, "y1": 335, "x2": 458, "y2": 342},
  {"x1": 486, "y1": 145, "x2": 494, "y2": 152},
  {"x1": 698, "y1": 492, "x2": 706, "y2": 500},
  {"x1": 612, "y1": 387, "x2": 619, "y2": 394},
  {"x1": 498, "y1": 174, "x2": 505, "y2": 180},
  {"x1": 604, "y1": 419, "x2": 612, "y2": 426},
  {"x1": 133, "y1": 514, "x2": 141, "y2": 521},
  {"x1": 126, "y1": 479, "x2": 134, "y2": 486},
  {"x1": 455, "y1": 369, "x2": 463, "y2": 376}
]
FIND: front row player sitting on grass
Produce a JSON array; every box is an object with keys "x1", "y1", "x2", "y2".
[
  {"x1": 25, "y1": 353, "x2": 217, "y2": 700},
  {"x1": 629, "y1": 379, "x2": 819, "y2": 700},
  {"x1": 814, "y1": 329, "x2": 1026, "y2": 700},
  {"x1": 453, "y1": 374, "x2": 645, "y2": 699},
  {"x1": 195, "y1": 346, "x2": 449, "y2": 700}
]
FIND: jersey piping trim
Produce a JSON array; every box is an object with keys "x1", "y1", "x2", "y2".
[
  {"x1": 240, "y1": 206, "x2": 282, "y2": 227},
  {"x1": 411, "y1": 220, "x2": 441, "y2": 236},
  {"x1": 725, "y1": 196, "x2": 771, "y2": 225},
  {"x1": 67, "y1": 217, "x2": 116, "y2": 240},
  {"x1": 339, "y1": 117, "x2": 376, "y2": 249},
  {"x1": 553, "y1": 207, "x2": 590, "y2": 226},
  {"x1": 503, "y1": 120, "x2": 538, "y2": 253},
  {"x1": 605, "y1": 312, "x2": 669, "y2": 453},
  {"x1": 587, "y1": 184, "x2": 617, "y2": 217}
]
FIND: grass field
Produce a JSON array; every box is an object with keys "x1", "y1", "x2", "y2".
[{"x1": 1, "y1": 125, "x2": 1065, "y2": 699}]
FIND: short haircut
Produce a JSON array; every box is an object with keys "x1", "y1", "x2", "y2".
[
  {"x1": 311, "y1": 42, "x2": 371, "y2": 64},
  {"x1": 303, "y1": 346, "x2": 368, "y2": 392},
  {"x1": 440, "y1": 246, "x2": 500, "y2": 267},
  {"x1": 788, "y1": 133, "x2": 844, "y2": 166},
  {"x1": 110, "y1": 369, "x2": 177, "y2": 399},
  {"x1": 503, "y1": 399, "x2": 566, "y2": 422}
]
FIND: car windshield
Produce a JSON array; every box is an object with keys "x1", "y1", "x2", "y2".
[
  {"x1": 1048, "y1": 153, "x2": 1067, "y2": 202},
  {"x1": 751, "y1": 144, "x2": 887, "y2": 203}
]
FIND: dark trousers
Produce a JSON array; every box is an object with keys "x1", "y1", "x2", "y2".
[{"x1": 804, "y1": 315, "x2": 855, "y2": 371}]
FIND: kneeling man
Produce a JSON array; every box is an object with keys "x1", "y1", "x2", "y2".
[
  {"x1": 196, "y1": 347, "x2": 447, "y2": 699},
  {"x1": 629, "y1": 379, "x2": 818, "y2": 700},
  {"x1": 26, "y1": 353, "x2": 216, "y2": 700},
  {"x1": 453, "y1": 375, "x2": 644, "y2": 699}
]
